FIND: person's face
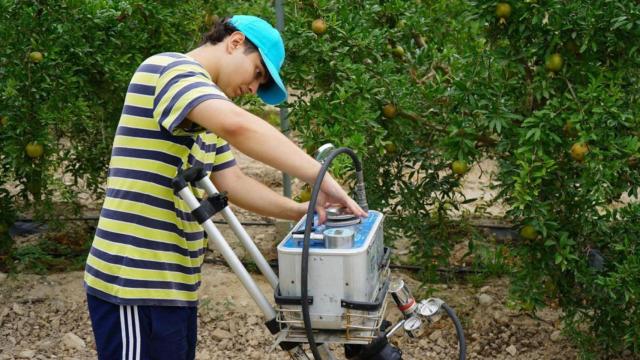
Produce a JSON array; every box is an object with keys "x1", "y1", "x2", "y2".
[{"x1": 218, "y1": 33, "x2": 270, "y2": 99}]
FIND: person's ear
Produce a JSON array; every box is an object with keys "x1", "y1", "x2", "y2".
[{"x1": 226, "y1": 32, "x2": 246, "y2": 53}]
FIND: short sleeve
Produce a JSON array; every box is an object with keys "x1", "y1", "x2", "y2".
[
  {"x1": 212, "y1": 138, "x2": 236, "y2": 172},
  {"x1": 153, "y1": 59, "x2": 229, "y2": 134}
]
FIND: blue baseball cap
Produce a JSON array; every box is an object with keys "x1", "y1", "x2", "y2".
[{"x1": 229, "y1": 15, "x2": 287, "y2": 105}]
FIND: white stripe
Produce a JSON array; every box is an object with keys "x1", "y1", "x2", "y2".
[
  {"x1": 119, "y1": 306, "x2": 127, "y2": 360},
  {"x1": 134, "y1": 306, "x2": 141, "y2": 360},
  {"x1": 126, "y1": 306, "x2": 134, "y2": 360}
]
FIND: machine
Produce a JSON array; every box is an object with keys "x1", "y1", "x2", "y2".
[{"x1": 173, "y1": 145, "x2": 466, "y2": 359}]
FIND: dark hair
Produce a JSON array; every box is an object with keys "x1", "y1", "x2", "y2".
[
  {"x1": 200, "y1": 16, "x2": 258, "y2": 55},
  {"x1": 201, "y1": 16, "x2": 272, "y2": 87}
]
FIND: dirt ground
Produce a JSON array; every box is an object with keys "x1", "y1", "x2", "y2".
[{"x1": 0, "y1": 150, "x2": 593, "y2": 360}]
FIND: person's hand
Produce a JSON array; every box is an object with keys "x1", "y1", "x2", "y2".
[
  {"x1": 314, "y1": 175, "x2": 367, "y2": 224},
  {"x1": 292, "y1": 174, "x2": 367, "y2": 224}
]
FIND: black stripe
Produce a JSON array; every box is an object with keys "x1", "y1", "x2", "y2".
[
  {"x1": 104, "y1": 188, "x2": 195, "y2": 223},
  {"x1": 90, "y1": 247, "x2": 201, "y2": 275},
  {"x1": 187, "y1": 156, "x2": 212, "y2": 173},
  {"x1": 95, "y1": 227, "x2": 204, "y2": 259},
  {"x1": 100, "y1": 208, "x2": 204, "y2": 241},
  {"x1": 115, "y1": 126, "x2": 195, "y2": 148},
  {"x1": 111, "y1": 147, "x2": 183, "y2": 168},
  {"x1": 105, "y1": 188, "x2": 174, "y2": 213},
  {"x1": 122, "y1": 105, "x2": 153, "y2": 118},
  {"x1": 86, "y1": 264, "x2": 201, "y2": 292},
  {"x1": 127, "y1": 83, "x2": 155, "y2": 96},
  {"x1": 212, "y1": 159, "x2": 237, "y2": 172},
  {"x1": 108, "y1": 168, "x2": 173, "y2": 188},
  {"x1": 136, "y1": 63, "x2": 164, "y2": 74},
  {"x1": 215, "y1": 143, "x2": 230, "y2": 154},
  {"x1": 195, "y1": 135, "x2": 217, "y2": 153}
]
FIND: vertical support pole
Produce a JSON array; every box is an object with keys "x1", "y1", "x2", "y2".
[{"x1": 275, "y1": 0, "x2": 292, "y2": 199}]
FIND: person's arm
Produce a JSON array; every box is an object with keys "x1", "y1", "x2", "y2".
[
  {"x1": 188, "y1": 99, "x2": 367, "y2": 222},
  {"x1": 211, "y1": 164, "x2": 307, "y2": 221},
  {"x1": 190, "y1": 100, "x2": 320, "y2": 183}
]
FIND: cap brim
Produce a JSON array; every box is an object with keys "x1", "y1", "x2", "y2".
[{"x1": 257, "y1": 48, "x2": 287, "y2": 105}]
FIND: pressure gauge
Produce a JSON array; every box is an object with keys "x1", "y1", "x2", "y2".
[
  {"x1": 403, "y1": 316, "x2": 422, "y2": 338},
  {"x1": 418, "y1": 298, "x2": 444, "y2": 318}
]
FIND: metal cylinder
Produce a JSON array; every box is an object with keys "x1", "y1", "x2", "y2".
[
  {"x1": 323, "y1": 228, "x2": 354, "y2": 249},
  {"x1": 388, "y1": 278, "x2": 417, "y2": 317}
]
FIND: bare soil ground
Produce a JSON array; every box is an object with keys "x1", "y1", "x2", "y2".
[{"x1": 0, "y1": 150, "x2": 592, "y2": 360}]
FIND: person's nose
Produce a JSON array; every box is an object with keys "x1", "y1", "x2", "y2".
[{"x1": 248, "y1": 79, "x2": 260, "y2": 94}]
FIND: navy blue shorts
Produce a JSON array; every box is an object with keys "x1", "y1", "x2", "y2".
[{"x1": 87, "y1": 293, "x2": 197, "y2": 360}]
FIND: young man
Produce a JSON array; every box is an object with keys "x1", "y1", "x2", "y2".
[{"x1": 84, "y1": 15, "x2": 366, "y2": 359}]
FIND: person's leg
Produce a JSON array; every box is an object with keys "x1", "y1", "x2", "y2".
[
  {"x1": 136, "y1": 304, "x2": 198, "y2": 360},
  {"x1": 87, "y1": 293, "x2": 136, "y2": 360}
]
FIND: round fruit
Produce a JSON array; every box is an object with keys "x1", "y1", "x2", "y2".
[
  {"x1": 29, "y1": 51, "x2": 43, "y2": 63},
  {"x1": 0, "y1": 116, "x2": 7, "y2": 126},
  {"x1": 391, "y1": 46, "x2": 405, "y2": 58},
  {"x1": 385, "y1": 143, "x2": 398, "y2": 154},
  {"x1": 451, "y1": 160, "x2": 469, "y2": 175},
  {"x1": 570, "y1": 142, "x2": 589, "y2": 162},
  {"x1": 298, "y1": 188, "x2": 311, "y2": 203},
  {"x1": 396, "y1": 20, "x2": 406, "y2": 29},
  {"x1": 311, "y1": 19, "x2": 327, "y2": 35},
  {"x1": 496, "y1": 3, "x2": 512, "y2": 20},
  {"x1": 545, "y1": 53, "x2": 563, "y2": 72},
  {"x1": 382, "y1": 103, "x2": 398, "y2": 119},
  {"x1": 25, "y1": 142, "x2": 44, "y2": 158},
  {"x1": 520, "y1": 225, "x2": 538, "y2": 240}
]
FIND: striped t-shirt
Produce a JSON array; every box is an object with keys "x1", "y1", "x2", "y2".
[{"x1": 84, "y1": 52, "x2": 236, "y2": 307}]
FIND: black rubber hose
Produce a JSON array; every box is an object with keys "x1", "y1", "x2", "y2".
[
  {"x1": 302, "y1": 147, "x2": 363, "y2": 360},
  {"x1": 442, "y1": 303, "x2": 466, "y2": 360}
]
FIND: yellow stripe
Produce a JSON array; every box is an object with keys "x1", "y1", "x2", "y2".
[
  {"x1": 85, "y1": 271, "x2": 199, "y2": 301},
  {"x1": 98, "y1": 217, "x2": 203, "y2": 252},
  {"x1": 130, "y1": 72, "x2": 158, "y2": 86},
  {"x1": 107, "y1": 177, "x2": 173, "y2": 201},
  {"x1": 92, "y1": 236, "x2": 203, "y2": 269},
  {"x1": 103, "y1": 179, "x2": 202, "y2": 230},
  {"x1": 110, "y1": 156, "x2": 177, "y2": 178},
  {"x1": 213, "y1": 151, "x2": 234, "y2": 166},
  {"x1": 102, "y1": 197, "x2": 202, "y2": 233},
  {"x1": 125, "y1": 93, "x2": 154, "y2": 108},
  {"x1": 112, "y1": 135, "x2": 187, "y2": 158},
  {"x1": 103, "y1": 197, "x2": 176, "y2": 223},
  {"x1": 118, "y1": 115, "x2": 159, "y2": 130},
  {"x1": 189, "y1": 138, "x2": 210, "y2": 160},
  {"x1": 87, "y1": 246, "x2": 201, "y2": 284}
]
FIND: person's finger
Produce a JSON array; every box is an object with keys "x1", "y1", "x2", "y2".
[
  {"x1": 316, "y1": 204, "x2": 327, "y2": 224},
  {"x1": 346, "y1": 198, "x2": 367, "y2": 217}
]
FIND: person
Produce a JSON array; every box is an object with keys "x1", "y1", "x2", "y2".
[{"x1": 84, "y1": 15, "x2": 366, "y2": 360}]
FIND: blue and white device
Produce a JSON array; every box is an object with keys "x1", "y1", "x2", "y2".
[{"x1": 276, "y1": 209, "x2": 389, "y2": 329}]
